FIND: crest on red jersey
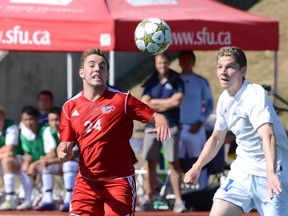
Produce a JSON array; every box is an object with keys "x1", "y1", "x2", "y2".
[{"x1": 101, "y1": 106, "x2": 115, "y2": 114}]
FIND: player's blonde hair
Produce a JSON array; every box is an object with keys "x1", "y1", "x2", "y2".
[
  {"x1": 217, "y1": 46, "x2": 247, "y2": 69},
  {"x1": 217, "y1": 46, "x2": 247, "y2": 80},
  {"x1": 79, "y1": 48, "x2": 109, "y2": 70}
]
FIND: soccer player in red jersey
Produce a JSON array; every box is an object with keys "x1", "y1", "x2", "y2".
[{"x1": 57, "y1": 48, "x2": 171, "y2": 216}]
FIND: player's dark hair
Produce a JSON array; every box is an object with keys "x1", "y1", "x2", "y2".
[
  {"x1": 38, "y1": 90, "x2": 53, "y2": 101},
  {"x1": 21, "y1": 105, "x2": 39, "y2": 118},
  {"x1": 80, "y1": 48, "x2": 109, "y2": 70},
  {"x1": 179, "y1": 50, "x2": 196, "y2": 62},
  {"x1": 48, "y1": 106, "x2": 62, "y2": 117}
]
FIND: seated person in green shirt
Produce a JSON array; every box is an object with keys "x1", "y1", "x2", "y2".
[
  {"x1": 17, "y1": 105, "x2": 47, "y2": 210},
  {"x1": 0, "y1": 105, "x2": 22, "y2": 210},
  {"x1": 27, "y1": 107, "x2": 78, "y2": 212}
]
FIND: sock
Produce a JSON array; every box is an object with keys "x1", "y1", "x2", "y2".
[
  {"x1": 63, "y1": 172, "x2": 76, "y2": 203},
  {"x1": 20, "y1": 171, "x2": 33, "y2": 202},
  {"x1": 3, "y1": 173, "x2": 15, "y2": 195},
  {"x1": 41, "y1": 172, "x2": 54, "y2": 203}
]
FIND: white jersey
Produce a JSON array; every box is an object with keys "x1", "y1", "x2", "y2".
[
  {"x1": 42, "y1": 126, "x2": 58, "y2": 154},
  {"x1": 43, "y1": 126, "x2": 78, "y2": 154},
  {"x1": 1, "y1": 124, "x2": 19, "y2": 146},
  {"x1": 215, "y1": 81, "x2": 288, "y2": 177}
]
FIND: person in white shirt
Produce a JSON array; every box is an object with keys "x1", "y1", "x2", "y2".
[
  {"x1": 178, "y1": 50, "x2": 214, "y2": 189},
  {"x1": 184, "y1": 46, "x2": 288, "y2": 216}
]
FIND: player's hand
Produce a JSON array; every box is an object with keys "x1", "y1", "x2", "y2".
[
  {"x1": 147, "y1": 126, "x2": 171, "y2": 141},
  {"x1": 267, "y1": 173, "x2": 282, "y2": 199},
  {"x1": 57, "y1": 142, "x2": 73, "y2": 162},
  {"x1": 183, "y1": 165, "x2": 201, "y2": 185}
]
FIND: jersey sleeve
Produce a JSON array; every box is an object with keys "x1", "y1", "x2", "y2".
[
  {"x1": 60, "y1": 103, "x2": 76, "y2": 142},
  {"x1": 247, "y1": 85, "x2": 273, "y2": 130},
  {"x1": 126, "y1": 92, "x2": 155, "y2": 123},
  {"x1": 43, "y1": 127, "x2": 57, "y2": 153},
  {"x1": 5, "y1": 124, "x2": 19, "y2": 146}
]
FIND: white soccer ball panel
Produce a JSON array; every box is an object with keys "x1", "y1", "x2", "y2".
[
  {"x1": 149, "y1": 18, "x2": 162, "y2": 25},
  {"x1": 146, "y1": 43, "x2": 160, "y2": 54},
  {"x1": 151, "y1": 31, "x2": 165, "y2": 43},
  {"x1": 165, "y1": 29, "x2": 172, "y2": 43},
  {"x1": 144, "y1": 23, "x2": 158, "y2": 35},
  {"x1": 134, "y1": 26, "x2": 145, "y2": 39},
  {"x1": 135, "y1": 40, "x2": 146, "y2": 52}
]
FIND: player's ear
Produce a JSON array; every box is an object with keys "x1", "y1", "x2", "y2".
[
  {"x1": 79, "y1": 68, "x2": 84, "y2": 79},
  {"x1": 240, "y1": 67, "x2": 246, "y2": 77}
]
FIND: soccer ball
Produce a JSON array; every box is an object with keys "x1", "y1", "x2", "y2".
[{"x1": 134, "y1": 18, "x2": 172, "y2": 55}]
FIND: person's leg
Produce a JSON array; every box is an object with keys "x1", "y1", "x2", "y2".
[
  {"x1": 41, "y1": 168, "x2": 54, "y2": 203},
  {"x1": 210, "y1": 199, "x2": 243, "y2": 216},
  {"x1": 169, "y1": 161, "x2": 182, "y2": 203},
  {"x1": 164, "y1": 126, "x2": 187, "y2": 212},
  {"x1": 70, "y1": 176, "x2": 104, "y2": 216},
  {"x1": 35, "y1": 164, "x2": 59, "y2": 211},
  {"x1": 185, "y1": 125, "x2": 209, "y2": 188},
  {"x1": 104, "y1": 175, "x2": 137, "y2": 216},
  {"x1": 0, "y1": 156, "x2": 20, "y2": 210},
  {"x1": 145, "y1": 160, "x2": 158, "y2": 202},
  {"x1": 139, "y1": 129, "x2": 161, "y2": 211},
  {"x1": 253, "y1": 174, "x2": 288, "y2": 216},
  {"x1": 17, "y1": 171, "x2": 33, "y2": 210},
  {"x1": 60, "y1": 160, "x2": 78, "y2": 211},
  {"x1": 212, "y1": 169, "x2": 255, "y2": 215}
]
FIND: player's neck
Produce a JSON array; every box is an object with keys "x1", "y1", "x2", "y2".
[
  {"x1": 83, "y1": 85, "x2": 106, "y2": 101},
  {"x1": 181, "y1": 69, "x2": 193, "y2": 74}
]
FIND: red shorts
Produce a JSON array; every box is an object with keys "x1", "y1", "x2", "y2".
[{"x1": 70, "y1": 175, "x2": 136, "y2": 216}]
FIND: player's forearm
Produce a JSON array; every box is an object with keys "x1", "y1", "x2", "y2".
[
  {"x1": 258, "y1": 124, "x2": 277, "y2": 175},
  {"x1": 194, "y1": 134, "x2": 224, "y2": 170},
  {"x1": 150, "y1": 97, "x2": 182, "y2": 111},
  {"x1": 262, "y1": 134, "x2": 277, "y2": 175}
]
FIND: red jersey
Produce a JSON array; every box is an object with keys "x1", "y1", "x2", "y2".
[{"x1": 60, "y1": 87, "x2": 155, "y2": 180}]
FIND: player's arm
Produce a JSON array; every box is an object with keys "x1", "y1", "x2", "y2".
[
  {"x1": 57, "y1": 142, "x2": 75, "y2": 163},
  {"x1": 147, "y1": 113, "x2": 171, "y2": 141},
  {"x1": 184, "y1": 128, "x2": 227, "y2": 184},
  {"x1": 148, "y1": 92, "x2": 184, "y2": 112},
  {"x1": 0, "y1": 145, "x2": 14, "y2": 159},
  {"x1": 43, "y1": 148, "x2": 60, "y2": 165},
  {"x1": 22, "y1": 152, "x2": 33, "y2": 173},
  {"x1": 0, "y1": 124, "x2": 19, "y2": 158},
  {"x1": 257, "y1": 123, "x2": 281, "y2": 199}
]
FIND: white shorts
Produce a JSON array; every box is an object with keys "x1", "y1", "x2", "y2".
[
  {"x1": 179, "y1": 124, "x2": 206, "y2": 158},
  {"x1": 213, "y1": 169, "x2": 288, "y2": 215}
]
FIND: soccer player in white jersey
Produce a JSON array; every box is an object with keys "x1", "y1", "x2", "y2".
[
  {"x1": 184, "y1": 46, "x2": 288, "y2": 216},
  {"x1": 57, "y1": 48, "x2": 171, "y2": 215}
]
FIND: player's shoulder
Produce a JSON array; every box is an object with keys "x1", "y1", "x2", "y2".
[
  {"x1": 142, "y1": 72, "x2": 159, "y2": 87},
  {"x1": 193, "y1": 73, "x2": 210, "y2": 85},
  {"x1": 107, "y1": 86, "x2": 126, "y2": 94},
  {"x1": 245, "y1": 82, "x2": 266, "y2": 96},
  {"x1": 62, "y1": 91, "x2": 82, "y2": 108}
]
